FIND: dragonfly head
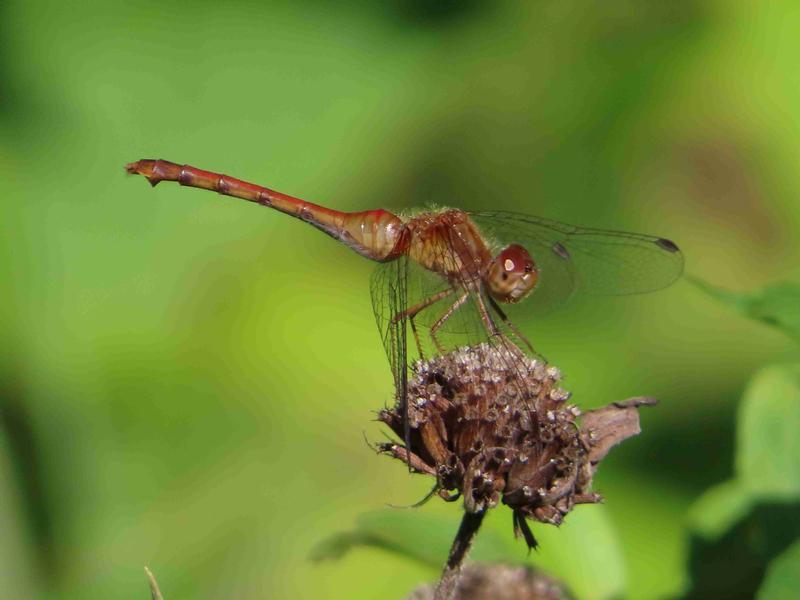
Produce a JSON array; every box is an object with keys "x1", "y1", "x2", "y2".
[{"x1": 486, "y1": 244, "x2": 538, "y2": 304}]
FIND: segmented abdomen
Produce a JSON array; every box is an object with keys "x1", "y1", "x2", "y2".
[{"x1": 126, "y1": 159, "x2": 407, "y2": 261}]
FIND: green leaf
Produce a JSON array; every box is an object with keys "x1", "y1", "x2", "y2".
[
  {"x1": 312, "y1": 505, "x2": 625, "y2": 600},
  {"x1": 683, "y1": 365, "x2": 800, "y2": 598},
  {"x1": 758, "y1": 538, "x2": 800, "y2": 600},
  {"x1": 516, "y1": 505, "x2": 625, "y2": 600},
  {"x1": 311, "y1": 509, "x2": 470, "y2": 568},
  {"x1": 310, "y1": 508, "x2": 523, "y2": 568},
  {"x1": 684, "y1": 500, "x2": 800, "y2": 599},
  {"x1": 688, "y1": 479, "x2": 753, "y2": 540},
  {"x1": 0, "y1": 429, "x2": 43, "y2": 599},
  {"x1": 687, "y1": 277, "x2": 800, "y2": 341},
  {"x1": 737, "y1": 365, "x2": 800, "y2": 497}
]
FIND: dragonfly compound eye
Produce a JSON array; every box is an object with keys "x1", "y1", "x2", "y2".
[{"x1": 487, "y1": 244, "x2": 538, "y2": 303}]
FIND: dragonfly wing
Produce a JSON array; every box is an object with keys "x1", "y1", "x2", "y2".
[
  {"x1": 371, "y1": 253, "x2": 476, "y2": 373},
  {"x1": 470, "y1": 211, "x2": 684, "y2": 297},
  {"x1": 370, "y1": 256, "x2": 410, "y2": 406}
]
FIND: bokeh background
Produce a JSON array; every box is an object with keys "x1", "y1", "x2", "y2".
[{"x1": 2, "y1": 1, "x2": 799, "y2": 598}]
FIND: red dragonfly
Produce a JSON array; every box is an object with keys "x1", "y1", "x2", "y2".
[{"x1": 125, "y1": 158, "x2": 683, "y2": 434}]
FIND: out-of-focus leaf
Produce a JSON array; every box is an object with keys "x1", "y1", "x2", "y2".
[
  {"x1": 0, "y1": 429, "x2": 41, "y2": 598},
  {"x1": 310, "y1": 509, "x2": 510, "y2": 568},
  {"x1": 687, "y1": 277, "x2": 800, "y2": 341},
  {"x1": 758, "y1": 538, "x2": 800, "y2": 600},
  {"x1": 684, "y1": 500, "x2": 800, "y2": 599},
  {"x1": 517, "y1": 505, "x2": 625, "y2": 600},
  {"x1": 312, "y1": 505, "x2": 625, "y2": 600},
  {"x1": 684, "y1": 364, "x2": 800, "y2": 598},
  {"x1": 688, "y1": 479, "x2": 753, "y2": 540},
  {"x1": 737, "y1": 365, "x2": 800, "y2": 496}
]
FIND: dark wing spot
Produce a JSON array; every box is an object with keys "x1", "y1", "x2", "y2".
[
  {"x1": 551, "y1": 242, "x2": 570, "y2": 260},
  {"x1": 655, "y1": 238, "x2": 680, "y2": 253}
]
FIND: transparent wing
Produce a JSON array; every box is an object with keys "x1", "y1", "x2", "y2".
[
  {"x1": 370, "y1": 209, "x2": 682, "y2": 470},
  {"x1": 370, "y1": 255, "x2": 411, "y2": 409},
  {"x1": 470, "y1": 211, "x2": 684, "y2": 299},
  {"x1": 371, "y1": 251, "x2": 480, "y2": 375}
]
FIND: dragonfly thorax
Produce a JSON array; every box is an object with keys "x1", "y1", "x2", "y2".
[
  {"x1": 485, "y1": 244, "x2": 538, "y2": 304},
  {"x1": 405, "y1": 209, "x2": 493, "y2": 280}
]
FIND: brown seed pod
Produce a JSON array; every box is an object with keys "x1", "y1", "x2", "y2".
[
  {"x1": 378, "y1": 343, "x2": 656, "y2": 549},
  {"x1": 406, "y1": 562, "x2": 574, "y2": 600}
]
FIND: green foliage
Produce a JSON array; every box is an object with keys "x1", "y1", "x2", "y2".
[
  {"x1": 314, "y1": 505, "x2": 626, "y2": 600},
  {"x1": 683, "y1": 281, "x2": 800, "y2": 597},
  {"x1": 686, "y1": 496, "x2": 800, "y2": 598},
  {"x1": 737, "y1": 365, "x2": 800, "y2": 496},
  {"x1": 759, "y1": 540, "x2": 800, "y2": 600},
  {"x1": 2, "y1": 2, "x2": 800, "y2": 598},
  {"x1": 688, "y1": 277, "x2": 800, "y2": 342},
  {"x1": 311, "y1": 509, "x2": 507, "y2": 568}
]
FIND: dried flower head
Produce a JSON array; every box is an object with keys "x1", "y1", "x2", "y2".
[
  {"x1": 378, "y1": 343, "x2": 656, "y2": 549},
  {"x1": 406, "y1": 562, "x2": 573, "y2": 600}
]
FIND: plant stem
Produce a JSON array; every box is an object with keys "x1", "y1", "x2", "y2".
[
  {"x1": 434, "y1": 509, "x2": 486, "y2": 600},
  {"x1": 144, "y1": 566, "x2": 164, "y2": 600}
]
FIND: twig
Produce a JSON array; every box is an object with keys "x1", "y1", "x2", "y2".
[
  {"x1": 144, "y1": 566, "x2": 164, "y2": 600},
  {"x1": 433, "y1": 509, "x2": 486, "y2": 600}
]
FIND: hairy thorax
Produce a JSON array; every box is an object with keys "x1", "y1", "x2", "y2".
[{"x1": 404, "y1": 209, "x2": 493, "y2": 283}]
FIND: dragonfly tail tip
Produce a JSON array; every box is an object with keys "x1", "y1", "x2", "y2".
[{"x1": 125, "y1": 160, "x2": 161, "y2": 187}]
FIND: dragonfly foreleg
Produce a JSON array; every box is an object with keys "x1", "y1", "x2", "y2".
[
  {"x1": 429, "y1": 292, "x2": 470, "y2": 353},
  {"x1": 487, "y1": 295, "x2": 535, "y2": 354},
  {"x1": 409, "y1": 318, "x2": 425, "y2": 362},
  {"x1": 474, "y1": 291, "x2": 501, "y2": 339}
]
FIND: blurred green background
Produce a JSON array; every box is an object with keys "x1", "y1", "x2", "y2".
[{"x1": 2, "y1": 1, "x2": 799, "y2": 598}]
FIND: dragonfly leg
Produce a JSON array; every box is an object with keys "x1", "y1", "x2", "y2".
[
  {"x1": 487, "y1": 295, "x2": 535, "y2": 354},
  {"x1": 409, "y1": 317, "x2": 425, "y2": 361},
  {"x1": 389, "y1": 288, "x2": 455, "y2": 472},
  {"x1": 429, "y1": 292, "x2": 470, "y2": 354},
  {"x1": 391, "y1": 288, "x2": 454, "y2": 358},
  {"x1": 392, "y1": 288, "x2": 454, "y2": 323},
  {"x1": 473, "y1": 291, "x2": 501, "y2": 338}
]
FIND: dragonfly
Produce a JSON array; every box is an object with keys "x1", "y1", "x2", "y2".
[{"x1": 125, "y1": 159, "x2": 683, "y2": 455}]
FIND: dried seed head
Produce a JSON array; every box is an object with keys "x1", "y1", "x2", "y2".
[
  {"x1": 378, "y1": 343, "x2": 656, "y2": 549},
  {"x1": 406, "y1": 562, "x2": 573, "y2": 600}
]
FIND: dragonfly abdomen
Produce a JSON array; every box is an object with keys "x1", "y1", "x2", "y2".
[
  {"x1": 337, "y1": 209, "x2": 409, "y2": 261},
  {"x1": 125, "y1": 159, "x2": 406, "y2": 261}
]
